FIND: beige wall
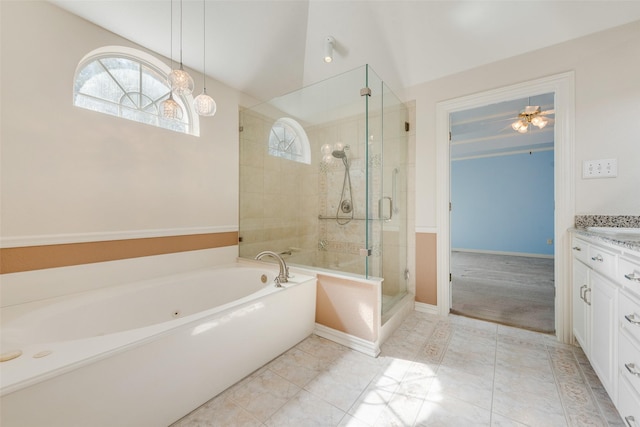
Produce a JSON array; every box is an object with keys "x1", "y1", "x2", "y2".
[
  {"x1": 315, "y1": 274, "x2": 380, "y2": 342},
  {"x1": 408, "y1": 20, "x2": 640, "y2": 228},
  {"x1": 1, "y1": 1, "x2": 246, "y2": 241},
  {"x1": 415, "y1": 233, "x2": 437, "y2": 305}
]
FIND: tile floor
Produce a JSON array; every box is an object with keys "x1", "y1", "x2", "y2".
[{"x1": 172, "y1": 312, "x2": 623, "y2": 426}]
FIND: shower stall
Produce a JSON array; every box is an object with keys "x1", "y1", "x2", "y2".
[{"x1": 239, "y1": 65, "x2": 408, "y2": 319}]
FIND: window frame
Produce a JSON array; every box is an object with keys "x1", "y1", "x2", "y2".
[
  {"x1": 268, "y1": 117, "x2": 311, "y2": 165},
  {"x1": 73, "y1": 46, "x2": 200, "y2": 136}
]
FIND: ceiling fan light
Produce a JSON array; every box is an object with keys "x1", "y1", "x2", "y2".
[
  {"x1": 512, "y1": 120, "x2": 526, "y2": 131},
  {"x1": 532, "y1": 116, "x2": 548, "y2": 129},
  {"x1": 517, "y1": 125, "x2": 529, "y2": 133}
]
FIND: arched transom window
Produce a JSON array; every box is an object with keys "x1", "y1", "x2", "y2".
[
  {"x1": 73, "y1": 46, "x2": 199, "y2": 135},
  {"x1": 268, "y1": 117, "x2": 311, "y2": 164}
]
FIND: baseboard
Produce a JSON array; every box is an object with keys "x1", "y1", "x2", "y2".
[
  {"x1": 313, "y1": 324, "x2": 380, "y2": 358},
  {"x1": 380, "y1": 295, "x2": 414, "y2": 344},
  {"x1": 414, "y1": 301, "x2": 439, "y2": 315},
  {"x1": 452, "y1": 248, "x2": 554, "y2": 259}
]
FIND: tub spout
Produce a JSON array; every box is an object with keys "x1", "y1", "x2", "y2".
[{"x1": 254, "y1": 251, "x2": 289, "y2": 286}]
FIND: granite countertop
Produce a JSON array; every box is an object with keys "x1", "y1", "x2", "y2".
[
  {"x1": 572, "y1": 215, "x2": 640, "y2": 253},
  {"x1": 572, "y1": 227, "x2": 640, "y2": 253}
]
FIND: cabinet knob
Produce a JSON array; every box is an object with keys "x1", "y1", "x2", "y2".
[{"x1": 591, "y1": 254, "x2": 604, "y2": 262}]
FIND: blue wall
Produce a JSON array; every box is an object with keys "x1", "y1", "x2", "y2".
[{"x1": 451, "y1": 150, "x2": 555, "y2": 256}]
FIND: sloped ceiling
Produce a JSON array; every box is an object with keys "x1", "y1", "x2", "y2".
[{"x1": 50, "y1": 0, "x2": 640, "y2": 103}]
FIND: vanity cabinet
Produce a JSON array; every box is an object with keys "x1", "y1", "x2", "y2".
[
  {"x1": 572, "y1": 253, "x2": 590, "y2": 352},
  {"x1": 571, "y1": 231, "x2": 640, "y2": 423},
  {"x1": 589, "y1": 271, "x2": 617, "y2": 397},
  {"x1": 617, "y1": 254, "x2": 640, "y2": 427},
  {"x1": 572, "y1": 236, "x2": 618, "y2": 399}
]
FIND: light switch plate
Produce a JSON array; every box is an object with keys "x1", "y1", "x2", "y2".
[{"x1": 583, "y1": 159, "x2": 617, "y2": 179}]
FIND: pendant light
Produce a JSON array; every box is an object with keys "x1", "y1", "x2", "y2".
[
  {"x1": 161, "y1": 0, "x2": 183, "y2": 119},
  {"x1": 168, "y1": 0, "x2": 194, "y2": 96},
  {"x1": 193, "y1": 0, "x2": 217, "y2": 116}
]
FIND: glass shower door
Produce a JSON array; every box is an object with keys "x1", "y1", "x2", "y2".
[{"x1": 364, "y1": 65, "x2": 409, "y2": 316}]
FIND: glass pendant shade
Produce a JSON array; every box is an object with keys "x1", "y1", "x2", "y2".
[
  {"x1": 511, "y1": 119, "x2": 527, "y2": 132},
  {"x1": 169, "y1": 66, "x2": 195, "y2": 96},
  {"x1": 531, "y1": 115, "x2": 548, "y2": 129},
  {"x1": 161, "y1": 96, "x2": 183, "y2": 119},
  {"x1": 194, "y1": 89, "x2": 217, "y2": 116}
]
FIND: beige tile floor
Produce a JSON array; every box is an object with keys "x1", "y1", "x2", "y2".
[{"x1": 172, "y1": 312, "x2": 623, "y2": 427}]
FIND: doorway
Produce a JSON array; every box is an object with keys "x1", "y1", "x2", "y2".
[
  {"x1": 435, "y1": 72, "x2": 575, "y2": 343},
  {"x1": 449, "y1": 94, "x2": 556, "y2": 333}
]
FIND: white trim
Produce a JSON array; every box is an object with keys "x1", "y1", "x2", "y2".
[
  {"x1": 414, "y1": 302, "x2": 439, "y2": 315},
  {"x1": 452, "y1": 146, "x2": 554, "y2": 162},
  {"x1": 452, "y1": 248, "x2": 554, "y2": 259},
  {"x1": 313, "y1": 324, "x2": 380, "y2": 357},
  {"x1": 436, "y1": 72, "x2": 575, "y2": 343},
  {"x1": 415, "y1": 227, "x2": 438, "y2": 234},
  {"x1": 0, "y1": 226, "x2": 238, "y2": 248}
]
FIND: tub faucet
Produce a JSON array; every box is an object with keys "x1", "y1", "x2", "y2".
[{"x1": 254, "y1": 251, "x2": 289, "y2": 286}]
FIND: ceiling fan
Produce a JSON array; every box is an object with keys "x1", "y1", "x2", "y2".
[{"x1": 511, "y1": 105, "x2": 555, "y2": 133}]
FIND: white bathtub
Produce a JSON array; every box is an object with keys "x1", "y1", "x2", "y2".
[{"x1": 0, "y1": 263, "x2": 317, "y2": 426}]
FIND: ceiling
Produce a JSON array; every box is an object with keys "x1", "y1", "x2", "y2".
[
  {"x1": 450, "y1": 93, "x2": 555, "y2": 160},
  {"x1": 50, "y1": 1, "x2": 640, "y2": 103}
]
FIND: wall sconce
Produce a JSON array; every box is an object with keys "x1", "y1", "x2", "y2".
[{"x1": 324, "y1": 36, "x2": 335, "y2": 63}]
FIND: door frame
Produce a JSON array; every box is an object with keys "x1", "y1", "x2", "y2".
[{"x1": 435, "y1": 72, "x2": 575, "y2": 343}]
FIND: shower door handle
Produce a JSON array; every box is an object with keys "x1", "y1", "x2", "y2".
[{"x1": 379, "y1": 196, "x2": 393, "y2": 221}]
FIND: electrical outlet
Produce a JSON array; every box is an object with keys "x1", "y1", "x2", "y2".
[{"x1": 583, "y1": 159, "x2": 617, "y2": 179}]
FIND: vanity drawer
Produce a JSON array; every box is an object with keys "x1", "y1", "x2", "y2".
[
  {"x1": 620, "y1": 291, "x2": 640, "y2": 345},
  {"x1": 572, "y1": 237, "x2": 590, "y2": 265},
  {"x1": 619, "y1": 330, "x2": 640, "y2": 397},
  {"x1": 618, "y1": 376, "x2": 640, "y2": 427},
  {"x1": 618, "y1": 256, "x2": 640, "y2": 297},
  {"x1": 588, "y1": 245, "x2": 617, "y2": 278}
]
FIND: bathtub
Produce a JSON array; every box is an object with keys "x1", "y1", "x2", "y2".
[{"x1": 0, "y1": 263, "x2": 316, "y2": 426}]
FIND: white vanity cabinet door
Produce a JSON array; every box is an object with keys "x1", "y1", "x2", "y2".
[
  {"x1": 573, "y1": 258, "x2": 590, "y2": 353},
  {"x1": 591, "y1": 271, "x2": 618, "y2": 401}
]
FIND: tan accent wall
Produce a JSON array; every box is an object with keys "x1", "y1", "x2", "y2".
[
  {"x1": 315, "y1": 274, "x2": 379, "y2": 342},
  {"x1": 0, "y1": 232, "x2": 238, "y2": 274},
  {"x1": 415, "y1": 233, "x2": 437, "y2": 305}
]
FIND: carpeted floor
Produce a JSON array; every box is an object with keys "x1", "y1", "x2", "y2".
[{"x1": 450, "y1": 251, "x2": 555, "y2": 333}]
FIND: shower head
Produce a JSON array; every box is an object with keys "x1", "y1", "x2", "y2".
[
  {"x1": 332, "y1": 149, "x2": 349, "y2": 168},
  {"x1": 332, "y1": 149, "x2": 347, "y2": 159}
]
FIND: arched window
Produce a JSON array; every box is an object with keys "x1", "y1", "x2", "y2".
[
  {"x1": 73, "y1": 46, "x2": 199, "y2": 135},
  {"x1": 268, "y1": 118, "x2": 311, "y2": 164}
]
